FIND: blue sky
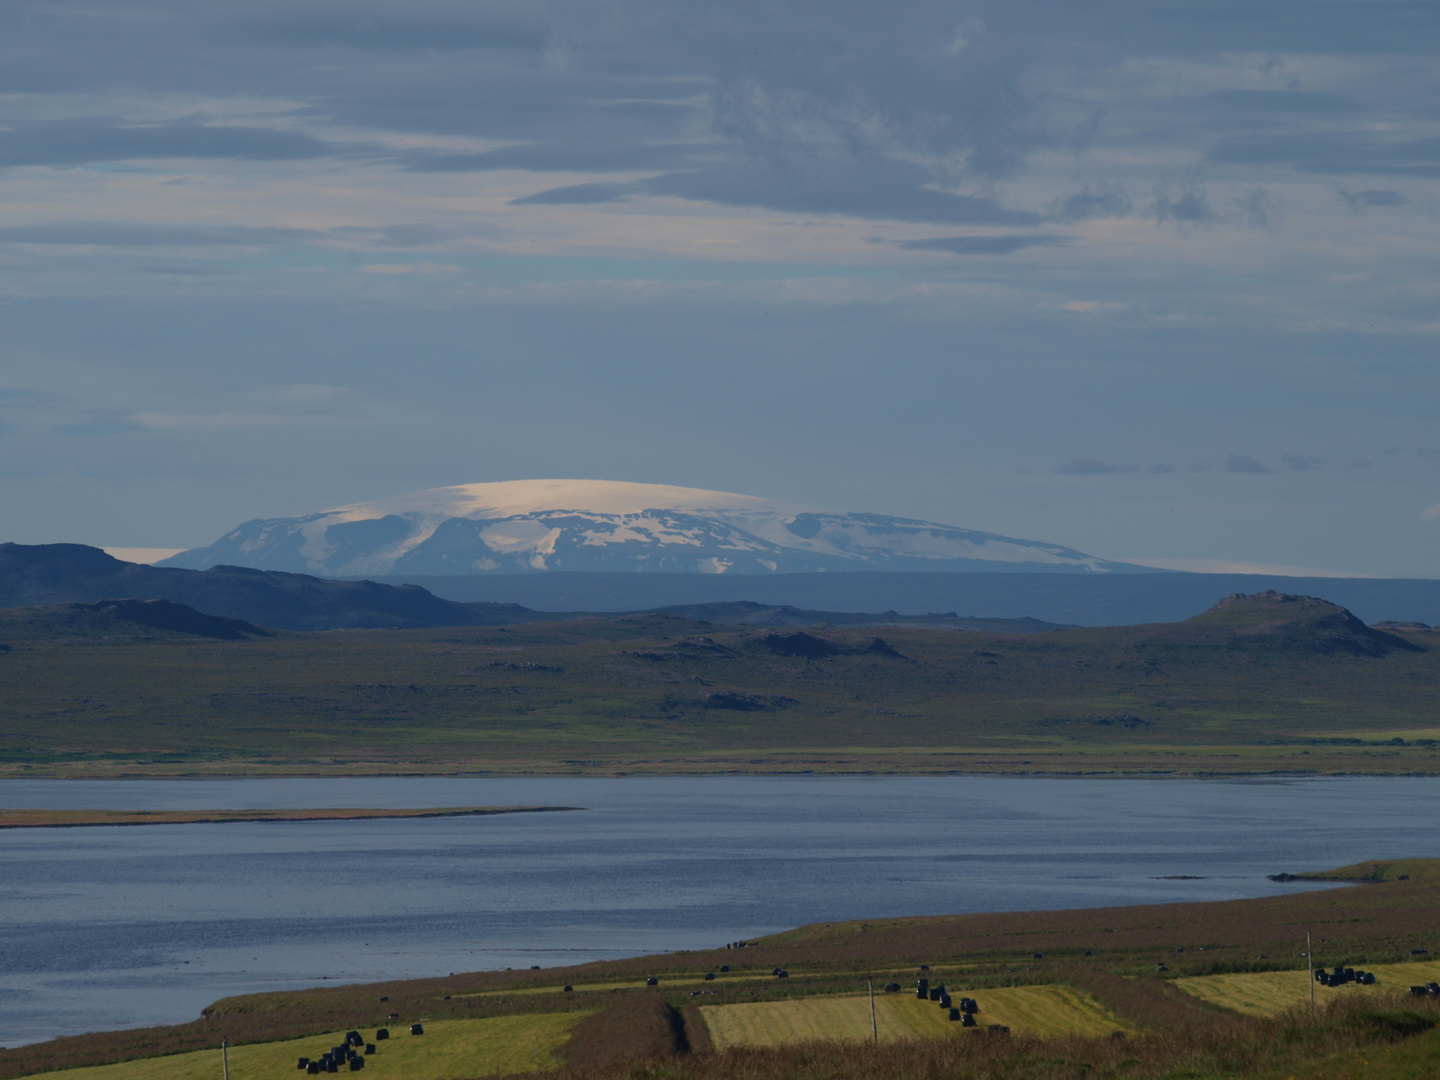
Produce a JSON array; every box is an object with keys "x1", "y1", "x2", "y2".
[{"x1": 0, "y1": 0, "x2": 1437, "y2": 576}]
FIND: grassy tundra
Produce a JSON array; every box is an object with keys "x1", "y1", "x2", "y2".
[{"x1": 0, "y1": 592, "x2": 1436, "y2": 777}]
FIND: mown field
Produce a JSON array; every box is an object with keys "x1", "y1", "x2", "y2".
[
  {"x1": 700, "y1": 984, "x2": 1128, "y2": 1049},
  {"x1": 0, "y1": 593, "x2": 1436, "y2": 776},
  {"x1": 5, "y1": 860, "x2": 1440, "y2": 1080},
  {"x1": 1177, "y1": 960, "x2": 1440, "y2": 1017}
]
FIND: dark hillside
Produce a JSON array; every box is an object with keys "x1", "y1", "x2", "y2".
[
  {"x1": 0, "y1": 599, "x2": 269, "y2": 641},
  {"x1": 0, "y1": 543, "x2": 554, "y2": 631}
]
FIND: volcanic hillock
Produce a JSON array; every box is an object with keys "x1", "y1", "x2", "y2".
[{"x1": 1181, "y1": 590, "x2": 1423, "y2": 657}]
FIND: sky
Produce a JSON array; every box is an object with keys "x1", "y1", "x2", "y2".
[{"x1": 0, "y1": 0, "x2": 1437, "y2": 577}]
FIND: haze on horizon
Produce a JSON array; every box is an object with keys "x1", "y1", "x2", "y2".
[{"x1": 0, "y1": 1, "x2": 1437, "y2": 578}]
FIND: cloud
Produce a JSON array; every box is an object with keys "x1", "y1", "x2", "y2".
[
  {"x1": 0, "y1": 389, "x2": 51, "y2": 408},
  {"x1": 1244, "y1": 188, "x2": 1276, "y2": 229},
  {"x1": 1153, "y1": 180, "x2": 1215, "y2": 225},
  {"x1": 408, "y1": 143, "x2": 708, "y2": 174},
  {"x1": 1424, "y1": 503, "x2": 1440, "y2": 522},
  {"x1": 1054, "y1": 186, "x2": 1131, "y2": 222},
  {"x1": 0, "y1": 119, "x2": 347, "y2": 169},
  {"x1": 1057, "y1": 458, "x2": 1136, "y2": 475},
  {"x1": 1061, "y1": 300, "x2": 1125, "y2": 313},
  {"x1": 1224, "y1": 453, "x2": 1271, "y2": 474},
  {"x1": 1199, "y1": 90, "x2": 1357, "y2": 115},
  {"x1": 0, "y1": 222, "x2": 473, "y2": 251},
  {"x1": 54, "y1": 415, "x2": 146, "y2": 436},
  {"x1": 0, "y1": 223, "x2": 326, "y2": 246},
  {"x1": 1337, "y1": 188, "x2": 1408, "y2": 213},
  {"x1": 1282, "y1": 453, "x2": 1324, "y2": 471},
  {"x1": 1207, "y1": 132, "x2": 1440, "y2": 176},
  {"x1": 511, "y1": 182, "x2": 636, "y2": 205},
  {"x1": 514, "y1": 158, "x2": 1049, "y2": 224},
  {"x1": 641, "y1": 160, "x2": 1045, "y2": 225},
  {"x1": 899, "y1": 234, "x2": 1068, "y2": 256},
  {"x1": 132, "y1": 412, "x2": 289, "y2": 430},
  {"x1": 359, "y1": 262, "x2": 466, "y2": 274},
  {"x1": 223, "y1": 1, "x2": 549, "y2": 51}
]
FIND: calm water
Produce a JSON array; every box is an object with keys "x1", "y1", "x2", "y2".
[{"x1": 1, "y1": 774, "x2": 1437, "y2": 1046}]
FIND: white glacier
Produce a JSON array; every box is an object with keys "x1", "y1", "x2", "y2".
[{"x1": 160, "y1": 478, "x2": 1141, "y2": 577}]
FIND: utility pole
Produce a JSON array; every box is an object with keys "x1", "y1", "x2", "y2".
[
  {"x1": 1307, "y1": 932, "x2": 1314, "y2": 1020},
  {"x1": 868, "y1": 977, "x2": 877, "y2": 1045},
  {"x1": 222, "y1": 1038, "x2": 229, "y2": 1080}
]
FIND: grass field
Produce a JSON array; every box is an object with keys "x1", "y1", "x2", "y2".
[
  {"x1": 1176, "y1": 960, "x2": 1440, "y2": 1017},
  {"x1": 700, "y1": 985, "x2": 1128, "y2": 1049},
  {"x1": 25, "y1": 1013, "x2": 587, "y2": 1080}
]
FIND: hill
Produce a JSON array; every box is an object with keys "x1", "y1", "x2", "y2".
[
  {"x1": 0, "y1": 543, "x2": 556, "y2": 631},
  {"x1": 0, "y1": 589, "x2": 1434, "y2": 777},
  {"x1": 0, "y1": 599, "x2": 269, "y2": 642}
]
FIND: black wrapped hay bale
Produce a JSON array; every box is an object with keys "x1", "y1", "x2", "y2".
[
  {"x1": 410, "y1": 1023, "x2": 424, "y2": 1036},
  {"x1": 375, "y1": 1029, "x2": 389, "y2": 1040}
]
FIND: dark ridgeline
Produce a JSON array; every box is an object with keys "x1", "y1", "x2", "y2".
[
  {"x1": 0, "y1": 543, "x2": 548, "y2": 631},
  {"x1": 9, "y1": 543, "x2": 1440, "y2": 633}
]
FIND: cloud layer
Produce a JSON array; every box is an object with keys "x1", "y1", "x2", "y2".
[{"x1": 1, "y1": 0, "x2": 1438, "y2": 576}]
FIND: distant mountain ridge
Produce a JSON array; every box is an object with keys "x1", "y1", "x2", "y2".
[
  {"x1": 0, "y1": 544, "x2": 1072, "y2": 633},
  {"x1": 159, "y1": 479, "x2": 1145, "y2": 577},
  {"x1": 0, "y1": 543, "x2": 538, "y2": 631}
]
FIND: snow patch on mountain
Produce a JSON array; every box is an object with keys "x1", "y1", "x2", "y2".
[{"x1": 161, "y1": 479, "x2": 1143, "y2": 577}]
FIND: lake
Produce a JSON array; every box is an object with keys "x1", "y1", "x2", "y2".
[{"x1": 1, "y1": 774, "x2": 1436, "y2": 1046}]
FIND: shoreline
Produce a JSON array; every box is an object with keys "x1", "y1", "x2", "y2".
[{"x1": 0, "y1": 805, "x2": 581, "y2": 829}]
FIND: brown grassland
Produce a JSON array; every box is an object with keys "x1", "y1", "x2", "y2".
[{"x1": 5, "y1": 860, "x2": 1440, "y2": 1080}]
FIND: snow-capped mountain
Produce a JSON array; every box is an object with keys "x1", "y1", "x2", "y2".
[{"x1": 160, "y1": 479, "x2": 1141, "y2": 576}]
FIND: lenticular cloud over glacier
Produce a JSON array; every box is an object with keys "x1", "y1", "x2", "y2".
[{"x1": 161, "y1": 479, "x2": 1139, "y2": 577}]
